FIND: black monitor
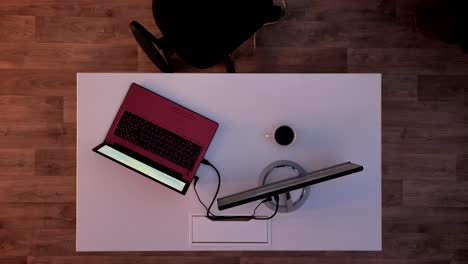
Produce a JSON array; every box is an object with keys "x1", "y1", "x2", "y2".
[{"x1": 217, "y1": 162, "x2": 363, "y2": 211}]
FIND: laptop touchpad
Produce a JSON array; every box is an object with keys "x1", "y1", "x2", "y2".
[{"x1": 190, "y1": 215, "x2": 270, "y2": 245}]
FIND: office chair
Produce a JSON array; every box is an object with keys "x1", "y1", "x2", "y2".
[{"x1": 130, "y1": 0, "x2": 283, "y2": 73}]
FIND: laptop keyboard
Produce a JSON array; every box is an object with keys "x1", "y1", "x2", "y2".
[{"x1": 114, "y1": 111, "x2": 202, "y2": 171}]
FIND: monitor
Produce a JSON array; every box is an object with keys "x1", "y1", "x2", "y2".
[{"x1": 217, "y1": 162, "x2": 363, "y2": 211}]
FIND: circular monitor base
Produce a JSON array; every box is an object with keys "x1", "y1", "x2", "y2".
[{"x1": 258, "y1": 160, "x2": 310, "y2": 213}]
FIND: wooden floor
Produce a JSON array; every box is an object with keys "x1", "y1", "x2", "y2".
[{"x1": 1, "y1": 0, "x2": 467, "y2": 263}]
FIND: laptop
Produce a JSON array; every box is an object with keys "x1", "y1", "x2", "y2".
[{"x1": 93, "y1": 83, "x2": 218, "y2": 195}]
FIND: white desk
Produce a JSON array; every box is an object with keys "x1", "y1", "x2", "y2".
[{"x1": 77, "y1": 73, "x2": 381, "y2": 251}]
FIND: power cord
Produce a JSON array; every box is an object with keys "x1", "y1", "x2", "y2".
[{"x1": 193, "y1": 159, "x2": 279, "y2": 221}]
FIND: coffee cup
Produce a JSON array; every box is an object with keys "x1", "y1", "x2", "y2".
[{"x1": 265, "y1": 125, "x2": 296, "y2": 146}]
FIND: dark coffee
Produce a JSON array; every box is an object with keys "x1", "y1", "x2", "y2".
[{"x1": 274, "y1": 126, "x2": 295, "y2": 146}]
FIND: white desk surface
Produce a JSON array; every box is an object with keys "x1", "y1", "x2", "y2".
[{"x1": 77, "y1": 73, "x2": 381, "y2": 251}]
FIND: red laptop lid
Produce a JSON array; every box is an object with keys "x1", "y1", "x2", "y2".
[{"x1": 104, "y1": 83, "x2": 218, "y2": 183}]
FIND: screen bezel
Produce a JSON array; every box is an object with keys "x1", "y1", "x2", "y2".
[
  {"x1": 92, "y1": 142, "x2": 191, "y2": 195},
  {"x1": 217, "y1": 162, "x2": 364, "y2": 210}
]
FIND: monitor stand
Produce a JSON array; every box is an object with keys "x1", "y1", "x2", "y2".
[{"x1": 258, "y1": 160, "x2": 310, "y2": 213}]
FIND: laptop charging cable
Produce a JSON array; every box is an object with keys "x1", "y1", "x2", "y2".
[{"x1": 193, "y1": 159, "x2": 279, "y2": 221}]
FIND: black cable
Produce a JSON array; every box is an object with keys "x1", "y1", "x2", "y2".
[
  {"x1": 193, "y1": 177, "x2": 209, "y2": 212},
  {"x1": 194, "y1": 178, "x2": 273, "y2": 220},
  {"x1": 201, "y1": 159, "x2": 220, "y2": 218},
  {"x1": 193, "y1": 176, "x2": 216, "y2": 217},
  {"x1": 193, "y1": 159, "x2": 279, "y2": 221},
  {"x1": 253, "y1": 195, "x2": 279, "y2": 220},
  {"x1": 252, "y1": 198, "x2": 267, "y2": 216}
]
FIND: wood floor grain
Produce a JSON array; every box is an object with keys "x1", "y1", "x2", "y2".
[
  {"x1": 0, "y1": 16, "x2": 35, "y2": 42},
  {"x1": 382, "y1": 153, "x2": 457, "y2": 182},
  {"x1": 383, "y1": 206, "x2": 468, "y2": 234},
  {"x1": 36, "y1": 16, "x2": 133, "y2": 44},
  {"x1": 383, "y1": 125, "x2": 468, "y2": 154},
  {"x1": 237, "y1": 47, "x2": 348, "y2": 73},
  {"x1": 0, "y1": 257, "x2": 27, "y2": 264},
  {"x1": 418, "y1": 75, "x2": 468, "y2": 102},
  {"x1": 0, "y1": 43, "x2": 137, "y2": 71},
  {"x1": 0, "y1": 96, "x2": 63, "y2": 123},
  {"x1": 0, "y1": 0, "x2": 467, "y2": 263},
  {"x1": 382, "y1": 74, "x2": 418, "y2": 102},
  {"x1": 452, "y1": 251, "x2": 468, "y2": 264},
  {"x1": 0, "y1": 177, "x2": 75, "y2": 203},
  {"x1": 35, "y1": 149, "x2": 76, "y2": 176},
  {"x1": 0, "y1": 203, "x2": 75, "y2": 229},
  {"x1": 0, "y1": 229, "x2": 33, "y2": 256},
  {"x1": 0, "y1": 0, "x2": 152, "y2": 18},
  {"x1": 348, "y1": 48, "x2": 468, "y2": 74},
  {"x1": 457, "y1": 154, "x2": 468, "y2": 181},
  {"x1": 0, "y1": 70, "x2": 75, "y2": 96},
  {"x1": 383, "y1": 100, "x2": 468, "y2": 126},
  {"x1": 382, "y1": 180, "x2": 403, "y2": 206},
  {"x1": 0, "y1": 149, "x2": 35, "y2": 177},
  {"x1": 0, "y1": 123, "x2": 75, "y2": 149},
  {"x1": 383, "y1": 153, "x2": 456, "y2": 181},
  {"x1": 403, "y1": 180, "x2": 468, "y2": 207},
  {"x1": 27, "y1": 256, "x2": 241, "y2": 264}
]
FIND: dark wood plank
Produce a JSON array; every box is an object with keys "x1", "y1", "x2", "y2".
[
  {"x1": 240, "y1": 257, "x2": 446, "y2": 264},
  {"x1": 383, "y1": 125, "x2": 468, "y2": 154},
  {"x1": 0, "y1": 230, "x2": 32, "y2": 256},
  {"x1": 382, "y1": 74, "x2": 418, "y2": 102},
  {"x1": 175, "y1": 251, "x2": 380, "y2": 258},
  {"x1": 383, "y1": 180, "x2": 402, "y2": 206},
  {"x1": 0, "y1": 43, "x2": 137, "y2": 71},
  {"x1": 382, "y1": 233, "x2": 466, "y2": 260},
  {"x1": 403, "y1": 180, "x2": 468, "y2": 207},
  {"x1": 383, "y1": 101, "x2": 467, "y2": 126},
  {"x1": 418, "y1": 75, "x2": 468, "y2": 102},
  {"x1": 27, "y1": 256, "x2": 240, "y2": 264},
  {"x1": 0, "y1": 96, "x2": 63, "y2": 123},
  {"x1": 383, "y1": 153, "x2": 456, "y2": 181},
  {"x1": 0, "y1": 70, "x2": 75, "y2": 96},
  {"x1": 35, "y1": 149, "x2": 75, "y2": 176},
  {"x1": 451, "y1": 250, "x2": 468, "y2": 264},
  {"x1": 30, "y1": 229, "x2": 75, "y2": 256},
  {"x1": 237, "y1": 47, "x2": 347, "y2": 73},
  {"x1": 0, "y1": 177, "x2": 75, "y2": 203},
  {"x1": 0, "y1": 203, "x2": 75, "y2": 229},
  {"x1": 36, "y1": 16, "x2": 132, "y2": 44},
  {"x1": 348, "y1": 48, "x2": 468, "y2": 74},
  {"x1": 0, "y1": 123, "x2": 75, "y2": 149},
  {"x1": 395, "y1": 0, "x2": 420, "y2": 24},
  {"x1": 0, "y1": 16, "x2": 35, "y2": 42},
  {"x1": 257, "y1": 21, "x2": 446, "y2": 49},
  {"x1": 0, "y1": 0, "x2": 151, "y2": 18},
  {"x1": 456, "y1": 154, "x2": 468, "y2": 181},
  {"x1": 63, "y1": 95, "x2": 76, "y2": 123},
  {"x1": 383, "y1": 206, "x2": 468, "y2": 234},
  {"x1": 0, "y1": 149, "x2": 34, "y2": 177},
  {"x1": 0, "y1": 257, "x2": 26, "y2": 264},
  {"x1": 288, "y1": 0, "x2": 396, "y2": 22}
]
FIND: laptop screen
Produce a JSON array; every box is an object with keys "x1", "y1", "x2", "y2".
[{"x1": 95, "y1": 144, "x2": 187, "y2": 192}]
